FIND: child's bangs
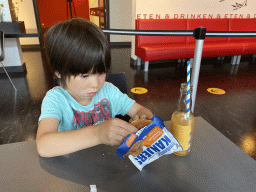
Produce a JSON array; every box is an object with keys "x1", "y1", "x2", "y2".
[
  {"x1": 67, "y1": 40, "x2": 110, "y2": 76},
  {"x1": 82, "y1": 49, "x2": 108, "y2": 75}
]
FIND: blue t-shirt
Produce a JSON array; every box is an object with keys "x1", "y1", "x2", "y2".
[{"x1": 39, "y1": 82, "x2": 135, "y2": 132}]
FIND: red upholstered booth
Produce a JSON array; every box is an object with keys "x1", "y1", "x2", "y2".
[{"x1": 135, "y1": 19, "x2": 256, "y2": 71}]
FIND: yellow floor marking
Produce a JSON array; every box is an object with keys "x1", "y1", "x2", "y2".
[
  {"x1": 207, "y1": 88, "x2": 226, "y2": 95},
  {"x1": 131, "y1": 87, "x2": 148, "y2": 94}
]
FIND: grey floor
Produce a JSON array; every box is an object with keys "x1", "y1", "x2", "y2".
[{"x1": 0, "y1": 47, "x2": 255, "y2": 161}]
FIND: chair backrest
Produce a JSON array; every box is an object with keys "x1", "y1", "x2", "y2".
[
  {"x1": 105, "y1": 72, "x2": 127, "y2": 94},
  {"x1": 53, "y1": 72, "x2": 127, "y2": 94},
  {"x1": 106, "y1": 73, "x2": 130, "y2": 121}
]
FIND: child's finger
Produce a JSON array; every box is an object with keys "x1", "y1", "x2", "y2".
[
  {"x1": 129, "y1": 115, "x2": 139, "y2": 123},
  {"x1": 113, "y1": 134, "x2": 125, "y2": 143},
  {"x1": 133, "y1": 114, "x2": 139, "y2": 121},
  {"x1": 119, "y1": 123, "x2": 138, "y2": 133}
]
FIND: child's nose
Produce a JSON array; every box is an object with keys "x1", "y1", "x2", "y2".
[{"x1": 90, "y1": 75, "x2": 100, "y2": 88}]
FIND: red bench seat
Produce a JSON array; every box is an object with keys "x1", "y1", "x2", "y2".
[{"x1": 135, "y1": 19, "x2": 256, "y2": 71}]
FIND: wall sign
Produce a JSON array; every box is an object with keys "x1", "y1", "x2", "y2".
[
  {"x1": 219, "y1": 0, "x2": 247, "y2": 11},
  {"x1": 137, "y1": 13, "x2": 255, "y2": 19},
  {"x1": 136, "y1": 0, "x2": 255, "y2": 19}
]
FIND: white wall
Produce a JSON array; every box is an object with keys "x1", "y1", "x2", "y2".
[
  {"x1": 109, "y1": 0, "x2": 133, "y2": 42},
  {"x1": 89, "y1": 0, "x2": 133, "y2": 43}
]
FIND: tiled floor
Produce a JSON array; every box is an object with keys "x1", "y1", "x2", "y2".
[{"x1": 0, "y1": 47, "x2": 255, "y2": 161}]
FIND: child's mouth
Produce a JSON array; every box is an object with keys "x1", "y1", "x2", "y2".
[{"x1": 87, "y1": 92, "x2": 97, "y2": 97}]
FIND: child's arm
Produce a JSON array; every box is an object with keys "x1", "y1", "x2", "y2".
[
  {"x1": 36, "y1": 117, "x2": 138, "y2": 158},
  {"x1": 127, "y1": 102, "x2": 154, "y2": 122}
]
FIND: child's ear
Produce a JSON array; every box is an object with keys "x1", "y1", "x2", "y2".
[{"x1": 55, "y1": 71, "x2": 61, "y2": 78}]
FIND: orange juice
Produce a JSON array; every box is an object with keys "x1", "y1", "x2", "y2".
[
  {"x1": 170, "y1": 112, "x2": 194, "y2": 156},
  {"x1": 169, "y1": 83, "x2": 195, "y2": 156}
]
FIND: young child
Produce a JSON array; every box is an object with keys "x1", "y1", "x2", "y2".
[{"x1": 36, "y1": 18, "x2": 153, "y2": 157}]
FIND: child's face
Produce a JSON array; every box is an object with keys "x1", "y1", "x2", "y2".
[{"x1": 64, "y1": 73, "x2": 106, "y2": 105}]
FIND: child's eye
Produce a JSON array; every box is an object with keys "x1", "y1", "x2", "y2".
[{"x1": 81, "y1": 74, "x2": 89, "y2": 78}]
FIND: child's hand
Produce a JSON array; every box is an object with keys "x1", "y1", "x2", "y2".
[
  {"x1": 129, "y1": 106, "x2": 154, "y2": 123},
  {"x1": 97, "y1": 118, "x2": 138, "y2": 146}
]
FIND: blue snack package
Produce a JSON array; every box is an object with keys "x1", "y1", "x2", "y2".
[{"x1": 116, "y1": 115, "x2": 183, "y2": 171}]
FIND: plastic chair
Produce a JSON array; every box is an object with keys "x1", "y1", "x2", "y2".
[{"x1": 53, "y1": 72, "x2": 131, "y2": 122}]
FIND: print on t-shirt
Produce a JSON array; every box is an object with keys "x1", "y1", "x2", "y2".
[{"x1": 72, "y1": 98, "x2": 111, "y2": 128}]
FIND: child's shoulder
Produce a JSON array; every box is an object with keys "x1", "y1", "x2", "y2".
[
  {"x1": 102, "y1": 82, "x2": 119, "y2": 91},
  {"x1": 45, "y1": 86, "x2": 65, "y2": 98},
  {"x1": 47, "y1": 86, "x2": 63, "y2": 93},
  {"x1": 104, "y1": 82, "x2": 112, "y2": 87}
]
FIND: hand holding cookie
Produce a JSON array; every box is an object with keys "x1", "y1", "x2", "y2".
[
  {"x1": 130, "y1": 119, "x2": 153, "y2": 130},
  {"x1": 129, "y1": 108, "x2": 153, "y2": 123},
  {"x1": 127, "y1": 103, "x2": 153, "y2": 123},
  {"x1": 97, "y1": 118, "x2": 138, "y2": 146}
]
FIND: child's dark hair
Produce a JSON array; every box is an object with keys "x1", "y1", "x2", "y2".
[{"x1": 44, "y1": 17, "x2": 111, "y2": 87}]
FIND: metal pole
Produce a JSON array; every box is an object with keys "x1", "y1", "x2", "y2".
[
  {"x1": 0, "y1": 31, "x2": 4, "y2": 61},
  {"x1": 67, "y1": 0, "x2": 73, "y2": 19},
  {"x1": 191, "y1": 27, "x2": 206, "y2": 113},
  {"x1": 104, "y1": 0, "x2": 110, "y2": 43},
  {"x1": 69, "y1": 1, "x2": 73, "y2": 18},
  {"x1": 32, "y1": 0, "x2": 43, "y2": 49}
]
